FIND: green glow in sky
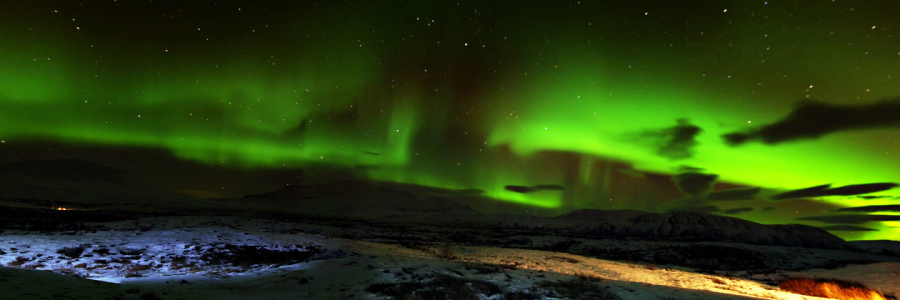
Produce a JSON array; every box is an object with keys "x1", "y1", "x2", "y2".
[{"x1": 2, "y1": 1, "x2": 900, "y2": 240}]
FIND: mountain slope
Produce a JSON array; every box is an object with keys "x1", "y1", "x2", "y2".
[
  {"x1": 0, "y1": 159, "x2": 199, "y2": 210},
  {"x1": 545, "y1": 209, "x2": 857, "y2": 251},
  {"x1": 241, "y1": 180, "x2": 480, "y2": 220}
]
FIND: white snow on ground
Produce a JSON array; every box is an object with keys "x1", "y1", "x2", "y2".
[
  {"x1": 4, "y1": 216, "x2": 889, "y2": 300},
  {"x1": 1, "y1": 223, "x2": 322, "y2": 283}
]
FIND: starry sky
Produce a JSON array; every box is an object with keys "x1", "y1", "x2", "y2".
[{"x1": 2, "y1": 0, "x2": 900, "y2": 241}]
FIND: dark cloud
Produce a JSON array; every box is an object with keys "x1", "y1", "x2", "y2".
[
  {"x1": 361, "y1": 151, "x2": 380, "y2": 156},
  {"x1": 819, "y1": 225, "x2": 879, "y2": 232},
  {"x1": 671, "y1": 171, "x2": 718, "y2": 196},
  {"x1": 643, "y1": 119, "x2": 702, "y2": 160},
  {"x1": 770, "y1": 184, "x2": 831, "y2": 200},
  {"x1": 771, "y1": 183, "x2": 898, "y2": 200},
  {"x1": 826, "y1": 183, "x2": 899, "y2": 196},
  {"x1": 678, "y1": 166, "x2": 706, "y2": 173},
  {"x1": 721, "y1": 207, "x2": 754, "y2": 215},
  {"x1": 504, "y1": 184, "x2": 566, "y2": 194},
  {"x1": 723, "y1": 98, "x2": 900, "y2": 146},
  {"x1": 762, "y1": 206, "x2": 777, "y2": 212},
  {"x1": 796, "y1": 214, "x2": 900, "y2": 224},
  {"x1": 833, "y1": 205, "x2": 900, "y2": 213},
  {"x1": 707, "y1": 187, "x2": 761, "y2": 201},
  {"x1": 671, "y1": 205, "x2": 720, "y2": 214},
  {"x1": 504, "y1": 185, "x2": 531, "y2": 193},
  {"x1": 858, "y1": 195, "x2": 892, "y2": 200}
]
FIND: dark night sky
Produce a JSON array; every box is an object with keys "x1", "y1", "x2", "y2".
[{"x1": 2, "y1": 0, "x2": 900, "y2": 240}]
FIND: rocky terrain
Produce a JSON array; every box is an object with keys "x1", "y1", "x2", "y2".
[{"x1": 1, "y1": 159, "x2": 898, "y2": 300}]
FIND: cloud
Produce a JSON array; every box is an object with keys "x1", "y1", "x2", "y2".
[
  {"x1": 671, "y1": 205, "x2": 721, "y2": 214},
  {"x1": 771, "y1": 183, "x2": 898, "y2": 200},
  {"x1": 504, "y1": 184, "x2": 566, "y2": 194},
  {"x1": 707, "y1": 187, "x2": 761, "y2": 201},
  {"x1": 833, "y1": 205, "x2": 900, "y2": 213},
  {"x1": 721, "y1": 207, "x2": 754, "y2": 215},
  {"x1": 671, "y1": 169, "x2": 718, "y2": 196},
  {"x1": 723, "y1": 98, "x2": 900, "y2": 146},
  {"x1": 858, "y1": 195, "x2": 892, "y2": 200},
  {"x1": 825, "y1": 183, "x2": 899, "y2": 195},
  {"x1": 770, "y1": 184, "x2": 831, "y2": 200},
  {"x1": 819, "y1": 225, "x2": 879, "y2": 232},
  {"x1": 796, "y1": 214, "x2": 900, "y2": 224},
  {"x1": 762, "y1": 206, "x2": 777, "y2": 212},
  {"x1": 650, "y1": 119, "x2": 702, "y2": 160},
  {"x1": 678, "y1": 166, "x2": 706, "y2": 173}
]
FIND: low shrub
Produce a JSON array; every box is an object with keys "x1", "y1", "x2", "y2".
[
  {"x1": 56, "y1": 245, "x2": 85, "y2": 258},
  {"x1": 22, "y1": 263, "x2": 45, "y2": 270},
  {"x1": 501, "y1": 290, "x2": 542, "y2": 300},
  {"x1": 117, "y1": 247, "x2": 144, "y2": 255},
  {"x1": 119, "y1": 263, "x2": 153, "y2": 278},
  {"x1": 537, "y1": 277, "x2": 621, "y2": 300},
  {"x1": 139, "y1": 291, "x2": 163, "y2": 300},
  {"x1": 465, "y1": 262, "x2": 517, "y2": 274},
  {"x1": 546, "y1": 256, "x2": 580, "y2": 264},
  {"x1": 365, "y1": 274, "x2": 502, "y2": 300},
  {"x1": 437, "y1": 242, "x2": 456, "y2": 260}
]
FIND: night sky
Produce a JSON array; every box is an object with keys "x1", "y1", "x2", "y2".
[{"x1": 2, "y1": 0, "x2": 900, "y2": 241}]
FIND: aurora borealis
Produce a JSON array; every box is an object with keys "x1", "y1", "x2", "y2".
[{"x1": 2, "y1": 1, "x2": 900, "y2": 240}]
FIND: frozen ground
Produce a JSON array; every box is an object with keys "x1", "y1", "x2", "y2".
[{"x1": 2, "y1": 216, "x2": 895, "y2": 300}]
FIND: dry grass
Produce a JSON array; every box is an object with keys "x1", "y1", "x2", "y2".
[
  {"x1": 707, "y1": 276, "x2": 727, "y2": 285},
  {"x1": 437, "y1": 242, "x2": 456, "y2": 260},
  {"x1": 22, "y1": 263, "x2": 45, "y2": 269},
  {"x1": 779, "y1": 277, "x2": 888, "y2": 300},
  {"x1": 546, "y1": 255, "x2": 580, "y2": 264},
  {"x1": 118, "y1": 263, "x2": 154, "y2": 278},
  {"x1": 8, "y1": 256, "x2": 29, "y2": 267}
]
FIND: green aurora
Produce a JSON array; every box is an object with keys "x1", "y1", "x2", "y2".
[{"x1": 2, "y1": 1, "x2": 900, "y2": 240}]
